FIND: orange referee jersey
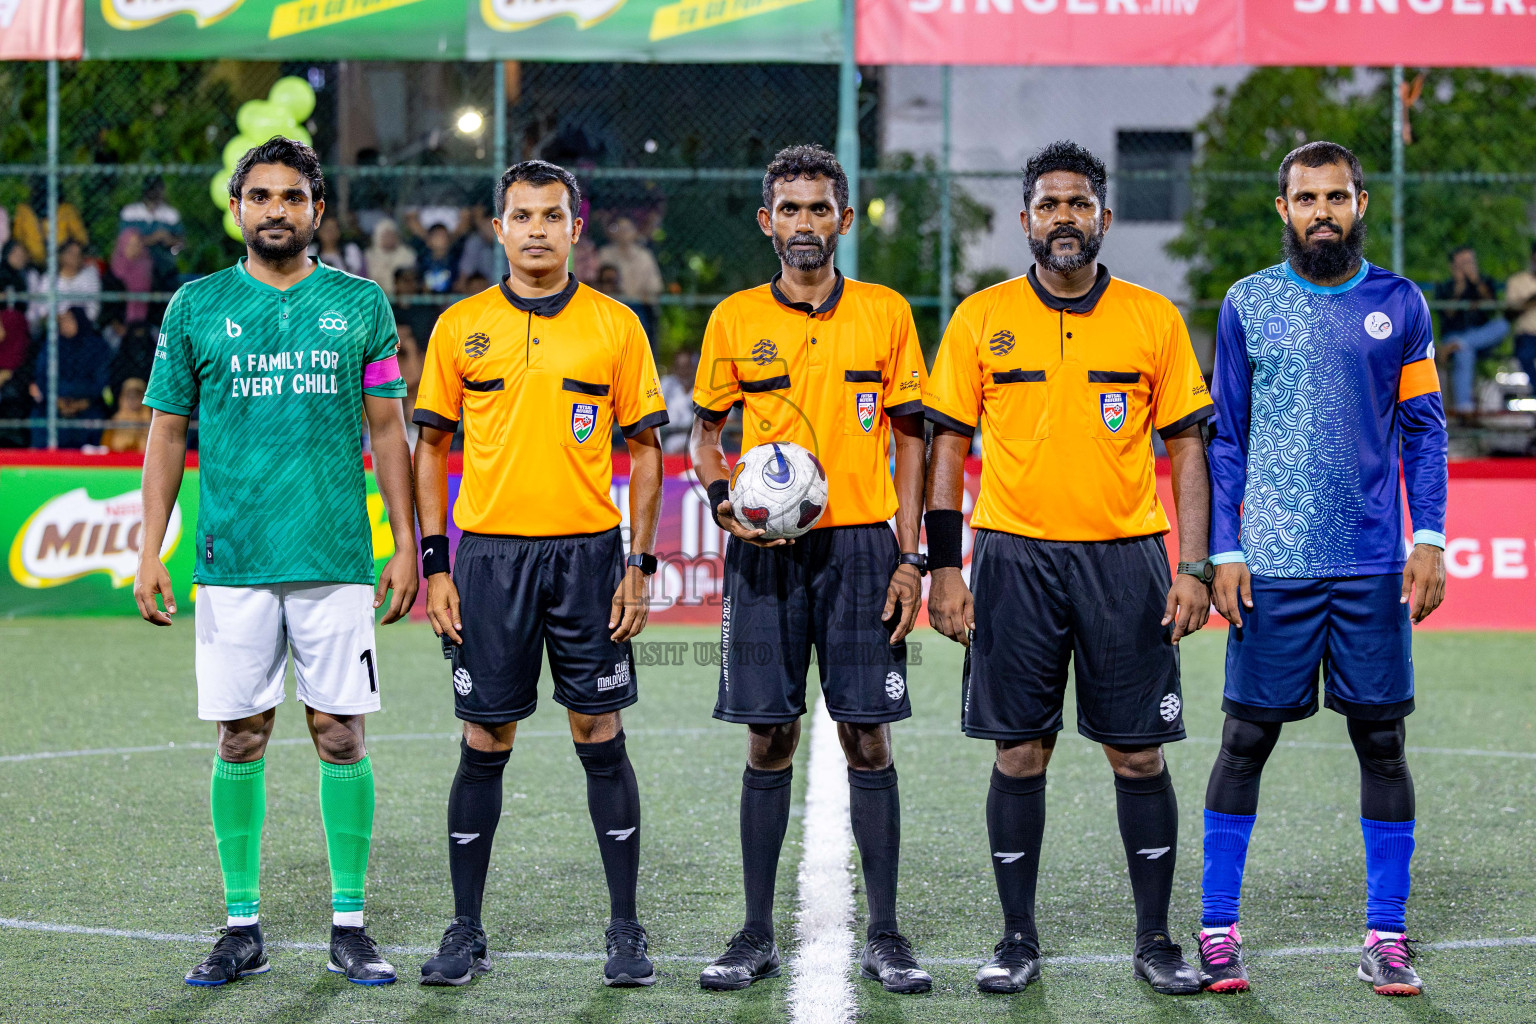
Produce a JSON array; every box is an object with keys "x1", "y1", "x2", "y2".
[
  {"x1": 692, "y1": 272, "x2": 927, "y2": 528},
  {"x1": 926, "y1": 266, "x2": 1213, "y2": 541},
  {"x1": 413, "y1": 276, "x2": 667, "y2": 536}
]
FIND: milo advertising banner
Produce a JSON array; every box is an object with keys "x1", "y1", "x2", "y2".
[
  {"x1": 85, "y1": 0, "x2": 840, "y2": 61},
  {"x1": 2, "y1": 459, "x2": 397, "y2": 617}
]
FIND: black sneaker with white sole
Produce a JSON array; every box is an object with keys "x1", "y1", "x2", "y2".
[
  {"x1": 185, "y1": 925, "x2": 269, "y2": 986},
  {"x1": 603, "y1": 919, "x2": 657, "y2": 987},
  {"x1": 327, "y1": 924, "x2": 396, "y2": 985},
  {"x1": 975, "y1": 933, "x2": 1041, "y2": 994},
  {"x1": 420, "y1": 916, "x2": 491, "y2": 987},
  {"x1": 1133, "y1": 934, "x2": 1201, "y2": 995},
  {"x1": 699, "y1": 930, "x2": 781, "y2": 991},
  {"x1": 860, "y1": 931, "x2": 932, "y2": 994}
]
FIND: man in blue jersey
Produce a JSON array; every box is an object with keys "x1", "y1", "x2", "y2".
[{"x1": 1196, "y1": 141, "x2": 1447, "y2": 997}]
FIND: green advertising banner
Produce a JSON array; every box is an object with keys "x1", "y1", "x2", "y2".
[
  {"x1": 84, "y1": 0, "x2": 840, "y2": 62},
  {"x1": 1, "y1": 464, "x2": 396, "y2": 617}
]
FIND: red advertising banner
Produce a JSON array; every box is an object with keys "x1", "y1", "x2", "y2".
[
  {"x1": 1244, "y1": 0, "x2": 1536, "y2": 68},
  {"x1": 856, "y1": 0, "x2": 1239, "y2": 66},
  {"x1": 0, "y1": 0, "x2": 82, "y2": 59},
  {"x1": 856, "y1": 0, "x2": 1536, "y2": 66},
  {"x1": 2, "y1": 452, "x2": 1531, "y2": 630}
]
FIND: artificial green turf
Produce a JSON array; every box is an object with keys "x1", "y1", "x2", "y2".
[{"x1": 0, "y1": 619, "x2": 1532, "y2": 1023}]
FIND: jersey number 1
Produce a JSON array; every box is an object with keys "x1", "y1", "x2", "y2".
[{"x1": 359, "y1": 649, "x2": 378, "y2": 693}]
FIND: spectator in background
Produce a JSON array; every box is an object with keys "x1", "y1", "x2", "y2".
[
  {"x1": 100, "y1": 376, "x2": 151, "y2": 454},
  {"x1": 1505, "y1": 241, "x2": 1536, "y2": 395},
  {"x1": 12, "y1": 186, "x2": 89, "y2": 266},
  {"x1": 28, "y1": 240, "x2": 101, "y2": 328},
  {"x1": 414, "y1": 223, "x2": 463, "y2": 295},
  {"x1": 460, "y1": 271, "x2": 490, "y2": 296},
  {"x1": 0, "y1": 204, "x2": 9, "y2": 250},
  {"x1": 118, "y1": 176, "x2": 184, "y2": 293},
  {"x1": 0, "y1": 304, "x2": 30, "y2": 376},
  {"x1": 395, "y1": 319, "x2": 426, "y2": 444},
  {"x1": 311, "y1": 216, "x2": 365, "y2": 277},
  {"x1": 594, "y1": 263, "x2": 622, "y2": 297},
  {"x1": 109, "y1": 322, "x2": 158, "y2": 400},
  {"x1": 110, "y1": 228, "x2": 154, "y2": 326},
  {"x1": 366, "y1": 219, "x2": 417, "y2": 301},
  {"x1": 598, "y1": 216, "x2": 663, "y2": 343},
  {"x1": 457, "y1": 205, "x2": 508, "y2": 288},
  {"x1": 29, "y1": 307, "x2": 109, "y2": 449},
  {"x1": 573, "y1": 235, "x2": 602, "y2": 285},
  {"x1": 657, "y1": 348, "x2": 697, "y2": 455},
  {"x1": 1, "y1": 240, "x2": 31, "y2": 316},
  {"x1": 393, "y1": 265, "x2": 438, "y2": 346},
  {"x1": 1436, "y1": 246, "x2": 1507, "y2": 416}
]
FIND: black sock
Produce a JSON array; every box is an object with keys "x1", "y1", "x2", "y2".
[
  {"x1": 741, "y1": 764, "x2": 793, "y2": 940},
  {"x1": 849, "y1": 765, "x2": 901, "y2": 938},
  {"x1": 447, "y1": 739, "x2": 510, "y2": 923},
  {"x1": 1205, "y1": 716, "x2": 1282, "y2": 817},
  {"x1": 574, "y1": 731, "x2": 642, "y2": 922},
  {"x1": 1348, "y1": 717, "x2": 1415, "y2": 822},
  {"x1": 1115, "y1": 768, "x2": 1178, "y2": 946},
  {"x1": 987, "y1": 767, "x2": 1046, "y2": 951}
]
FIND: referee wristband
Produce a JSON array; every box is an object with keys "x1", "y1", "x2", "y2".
[
  {"x1": 707, "y1": 479, "x2": 731, "y2": 530},
  {"x1": 925, "y1": 509, "x2": 964, "y2": 570},
  {"x1": 421, "y1": 534, "x2": 450, "y2": 577}
]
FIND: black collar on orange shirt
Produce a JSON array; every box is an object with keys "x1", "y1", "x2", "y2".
[
  {"x1": 1026, "y1": 264, "x2": 1112, "y2": 315},
  {"x1": 770, "y1": 269, "x2": 845, "y2": 316},
  {"x1": 499, "y1": 272, "x2": 579, "y2": 318}
]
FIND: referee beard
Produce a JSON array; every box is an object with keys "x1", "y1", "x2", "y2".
[{"x1": 413, "y1": 167, "x2": 665, "y2": 987}]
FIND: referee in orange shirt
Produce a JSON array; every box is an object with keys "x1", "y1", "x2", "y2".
[
  {"x1": 690, "y1": 145, "x2": 932, "y2": 994},
  {"x1": 412, "y1": 161, "x2": 668, "y2": 989},
  {"x1": 925, "y1": 142, "x2": 1213, "y2": 996}
]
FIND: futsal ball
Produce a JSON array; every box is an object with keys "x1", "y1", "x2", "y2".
[{"x1": 728, "y1": 441, "x2": 828, "y2": 540}]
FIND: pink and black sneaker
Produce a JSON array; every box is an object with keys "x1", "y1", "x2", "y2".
[
  {"x1": 1195, "y1": 925, "x2": 1249, "y2": 993},
  {"x1": 1359, "y1": 930, "x2": 1422, "y2": 996}
]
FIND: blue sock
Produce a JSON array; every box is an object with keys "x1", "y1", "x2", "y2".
[
  {"x1": 1201, "y1": 809, "x2": 1257, "y2": 927},
  {"x1": 1361, "y1": 817, "x2": 1415, "y2": 932}
]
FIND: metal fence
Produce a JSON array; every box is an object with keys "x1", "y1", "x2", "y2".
[{"x1": 3, "y1": 59, "x2": 1534, "y2": 449}]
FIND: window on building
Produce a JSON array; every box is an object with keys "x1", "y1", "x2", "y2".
[{"x1": 1116, "y1": 130, "x2": 1193, "y2": 223}]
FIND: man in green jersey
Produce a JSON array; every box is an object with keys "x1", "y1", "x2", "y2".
[{"x1": 134, "y1": 138, "x2": 418, "y2": 987}]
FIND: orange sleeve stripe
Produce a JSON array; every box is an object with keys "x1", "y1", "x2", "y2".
[{"x1": 1398, "y1": 358, "x2": 1440, "y2": 403}]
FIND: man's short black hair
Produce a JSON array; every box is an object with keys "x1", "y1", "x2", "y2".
[
  {"x1": 1022, "y1": 141, "x2": 1108, "y2": 208},
  {"x1": 229, "y1": 137, "x2": 325, "y2": 205},
  {"x1": 494, "y1": 160, "x2": 582, "y2": 218},
  {"x1": 1277, "y1": 141, "x2": 1365, "y2": 198},
  {"x1": 762, "y1": 144, "x2": 849, "y2": 212}
]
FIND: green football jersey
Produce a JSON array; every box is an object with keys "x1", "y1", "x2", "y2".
[{"x1": 144, "y1": 258, "x2": 406, "y2": 586}]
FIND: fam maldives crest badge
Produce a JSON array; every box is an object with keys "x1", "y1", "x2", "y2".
[
  {"x1": 1100, "y1": 392, "x2": 1126, "y2": 433},
  {"x1": 571, "y1": 403, "x2": 597, "y2": 444},
  {"x1": 856, "y1": 392, "x2": 877, "y2": 433}
]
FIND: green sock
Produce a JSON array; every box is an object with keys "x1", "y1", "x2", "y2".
[
  {"x1": 210, "y1": 756, "x2": 266, "y2": 924},
  {"x1": 318, "y1": 756, "x2": 375, "y2": 925}
]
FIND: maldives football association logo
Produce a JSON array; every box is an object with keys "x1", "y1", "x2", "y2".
[
  {"x1": 1100, "y1": 391, "x2": 1127, "y2": 433},
  {"x1": 856, "y1": 392, "x2": 877, "y2": 433},
  {"x1": 570, "y1": 402, "x2": 597, "y2": 444}
]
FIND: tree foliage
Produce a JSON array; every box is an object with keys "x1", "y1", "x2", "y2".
[{"x1": 1170, "y1": 67, "x2": 1536, "y2": 330}]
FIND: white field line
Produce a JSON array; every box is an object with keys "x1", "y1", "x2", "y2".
[
  {"x1": 923, "y1": 934, "x2": 1536, "y2": 966},
  {"x1": 0, "y1": 728, "x2": 721, "y2": 764},
  {"x1": 888, "y1": 729, "x2": 1536, "y2": 761},
  {"x1": 5, "y1": 917, "x2": 1531, "y2": 970},
  {"x1": 788, "y1": 697, "x2": 856, "y2": 1024}
]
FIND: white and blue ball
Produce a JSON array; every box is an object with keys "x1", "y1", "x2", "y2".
[{"x1": 728, "y1": 441, "x2": 828, "y2": 540}]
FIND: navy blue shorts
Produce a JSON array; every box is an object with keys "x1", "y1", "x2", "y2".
[
  {"x1": 1223, "y1": 573, "x2": 1414, "y2": 723},
  {"x1": 715, "y1": 524, "x2": 910, "y2": 726}
]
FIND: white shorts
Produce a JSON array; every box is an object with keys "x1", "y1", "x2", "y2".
[{"x1": 195, "y1": 582, "x2": 381, "y2": 722}]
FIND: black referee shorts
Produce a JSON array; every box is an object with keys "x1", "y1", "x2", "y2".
[
  {"x1": 449, "y1": 528, "x2": 637, "y2": 724},
  {"x1": 715, "y1": 523, "x2": 911, "y2": 726},
  {"x1": 961, "y1": 529, "x2": 1185, "y2": 745}
]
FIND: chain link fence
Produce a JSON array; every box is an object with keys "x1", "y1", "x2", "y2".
[{"x1": 3, "y1": 60, "x2": 1533, "y2": 451}]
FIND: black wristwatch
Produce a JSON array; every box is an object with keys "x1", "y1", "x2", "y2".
[
  {"x1": 898, "y1": 552, "x2": 928, "y2": 576},
  {"x1": 1177, "y1": 558, "x2": 1215, "y2": 585},
  {"x1": 626, "y1": 552, "x2": 658, "y2": 576}
]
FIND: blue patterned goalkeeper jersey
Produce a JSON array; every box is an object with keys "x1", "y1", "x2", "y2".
[{"x1": 1208, "y1": 261, "x2": 1447, "y2": 579}]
